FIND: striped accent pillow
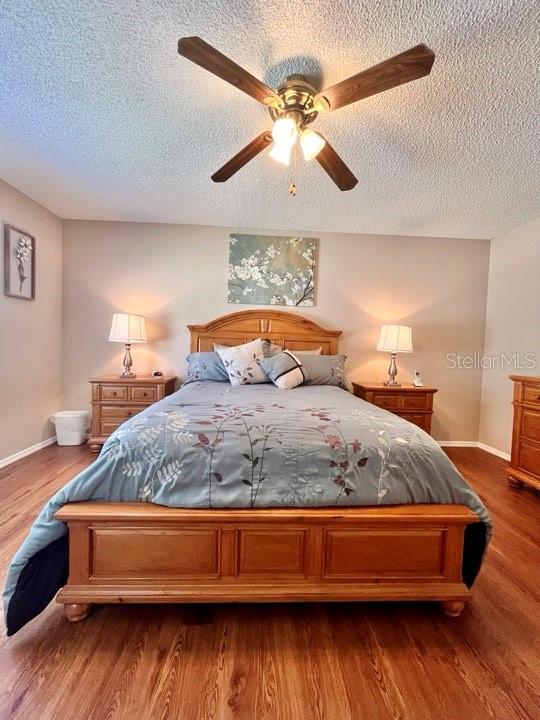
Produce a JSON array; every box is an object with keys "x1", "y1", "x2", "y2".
[{"x1": 259, "y1": 350, "x2": 306, "y2": 390}]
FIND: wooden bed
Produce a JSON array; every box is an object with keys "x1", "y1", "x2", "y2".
[{"x1": 56, "y1": 309, "x2": 476, "y2": 622}]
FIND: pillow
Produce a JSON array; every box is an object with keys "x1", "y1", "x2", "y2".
[
  {"x1": 215, "y1": 339, "x2": 268, "y2": 385},
  {"x1": 184, "y1": 352, "x2": 229, "y2": 384},
  {"x1": 259, "y1": 351, "x2": 306, "y2": 390},
  {"x1": 262, "y1": 340, "x2": 282, "y2": 357},
  {"x1": 300, "y1": 354, "x2": 351, "y2": 390},
  {"x1": 262, "y1": 339, "x2": 322, "y2": 357}
]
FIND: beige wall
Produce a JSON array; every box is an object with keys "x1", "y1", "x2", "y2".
[
  {"x1": 63, "y1": 221, "x2": 490, "y2": 442},
  {"x1": 479, "y1": 217, "x2": 540, "y2": 455},
  {"x1": 0, "y1": 180, "x2": 63, "y2": 458}
]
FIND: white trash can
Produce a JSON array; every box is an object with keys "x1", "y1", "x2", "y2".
[{"x1": 51, "y1": 411, "x2": 90, "y2": 446}]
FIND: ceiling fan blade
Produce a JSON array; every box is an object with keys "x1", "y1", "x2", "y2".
[
  {"x1": 211, "y1": 132, "x2": 272, "y2": 182},
  {"x1": 178, "y1": 37, "x2": 282, "y2": 107},
  {"x1": 314, "y1": 44, "x2": 435, "y2": 112},
  {"x1": 315, "y1": 136, "x2": 358, "y2": 191}
]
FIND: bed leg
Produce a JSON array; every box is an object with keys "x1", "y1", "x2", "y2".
[
  {"x1": 64, "y1": 603, "x2": 92, "y2": 623},
  {"x1": 440, "y1": 600, "x2": 465, "y2": 617},
  {"x1": 507, "y1": 476, "x2": 524, "y2": 489}
]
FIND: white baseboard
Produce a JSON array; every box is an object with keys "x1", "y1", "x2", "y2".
[
  {"x1": 0, "y1": 436, "x2": 57, "y2": 470},
  {"x1": 477, "y1": 442, "x2": 511, "y2": 461},
  {"x1": 438, "y1": 440, "x2": 510, "y2": 461},
  {"x1": 438, "y1": 441, "x2": 478, "y2": 448}
]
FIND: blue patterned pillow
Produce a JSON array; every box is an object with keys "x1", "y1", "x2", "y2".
[
  {"x1": 184, "y1": 352, "x2": 229, "y2": 384},
  {"x1": 299, "y1": 355, "x2": 351, "y2": 390}
]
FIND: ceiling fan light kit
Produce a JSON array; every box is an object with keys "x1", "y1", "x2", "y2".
[{"x1": 178, "y1": 37, "x2": 435, "y2": 194}]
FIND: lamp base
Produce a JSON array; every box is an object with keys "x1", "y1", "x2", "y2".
[
  {"x1": 384, "y1": 352, "x2": 400, "y2": 386},
  {"x1": 120, "y1": 343, "x2": 136, "y2": 378}
]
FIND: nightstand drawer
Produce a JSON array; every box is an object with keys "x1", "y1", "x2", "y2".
[
  {"x1": 401, "y1": 414, "x2": 428, "y2": 431},
  {"x1": 89, "y1": 374, "x2": 176, "y2": 452},
  {"x1": 352, "y1": 383, "x2": 437, "y2": 437},
  {"x1": 101, "y1": 406, "x2": 142, "y2": 420},
  {"x1": 100, "y1": 420, "x2": 124, "y2": 435},
  {"x1": 400, "y1": 395, "x2": 429, "y2": 410},
  {"x1": 100, "y1": 385, "x2": 129, "y2": 401},
  {"x1": 129, "y1": 385, "x2": 158, "y2": 402},
  {"x1": 373, "y1": 394, "x2": 399, "y2": 409}
]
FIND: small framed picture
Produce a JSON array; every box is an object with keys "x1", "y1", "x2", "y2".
[{"x1": 3, "y1": 224, "x2": 35, "y2": 300}]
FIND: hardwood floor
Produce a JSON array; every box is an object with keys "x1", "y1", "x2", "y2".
[{"x1": 0, "y1": 445, "x2": 538, "y2": 720}]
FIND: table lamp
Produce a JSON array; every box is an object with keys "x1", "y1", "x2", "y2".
[
  {"x1": 377, "y1": 325, "x2": 413, "y2": 386},
  {"x1": 108, "y1": 313, "x2": 147, "y2": 377}
]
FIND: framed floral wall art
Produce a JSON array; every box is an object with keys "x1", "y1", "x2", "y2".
[
  {"x1": 228, "y1": 234, "x2": 318, "y2": 307},
  {"x1": 3, "y1": 224, "x2": 36, "y2": 300}
]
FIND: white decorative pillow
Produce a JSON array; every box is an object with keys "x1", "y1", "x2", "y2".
[
  {"x1": 292, "y1": 347, "x2": 322, "y2": 355},
  {"x1": 214, "y1": 339, "x2": 268, "y2": 385},
  {"x1": 259, "y1": 351, "x2": 306, "y2": 390},
  {"x1": 263, "y1": 340, "x2": 322, "y2": 357}
]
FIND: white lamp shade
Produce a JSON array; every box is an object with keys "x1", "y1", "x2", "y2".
[
  {"x1": 109, "y1": 313, "x2": 147, "y2": 344},
  {"x1": 377, "y1": 325, "x2": 413, "y2": 354}
]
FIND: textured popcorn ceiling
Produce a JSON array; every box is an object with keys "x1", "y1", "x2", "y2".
[{"x1": 0, "y1": 1, "x2": 539, "y2": 238}]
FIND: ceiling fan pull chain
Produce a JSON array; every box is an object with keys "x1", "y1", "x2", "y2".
[{"x1": 289, "y1": 142, "x2": 298, "y2": 197}]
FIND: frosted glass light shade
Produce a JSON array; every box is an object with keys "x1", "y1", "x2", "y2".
[
  {"x1": 269, "y1": 142, "x2": 293, "y2": 166},
  {"x1": 271, "y1": 116, "x2": 298, "y2": 146},
  {"x1": 109, "y1": 313, "x2": 147, "y2": 344},
  {"x1": 377, "y1": 325, "x2": 413, "y2": 354},
  {"x1": 300, "y1": 129, "x2": 326, "y2": 161}
]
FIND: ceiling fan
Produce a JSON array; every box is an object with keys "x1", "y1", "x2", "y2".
[{"x1": 178, "y1": 37, "x2": 435, "y2": 193}]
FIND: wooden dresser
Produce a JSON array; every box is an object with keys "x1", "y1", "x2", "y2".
[
  {"x1": 508, "y1": 375, "x2": 540, "y2": 490},
  {"x1": 89, "y1": 375, "x2": 176, "y2": 452},
  {"x1": 352, "y1": 383, "x2": 437, "y2": 435}
]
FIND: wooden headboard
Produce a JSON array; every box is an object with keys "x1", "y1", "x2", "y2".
[{"x1": 188, "y1": 310, "x2": 342, "y2": 354}]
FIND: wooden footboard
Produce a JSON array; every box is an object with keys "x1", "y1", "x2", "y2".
[{"x1": 55, "y1": 503, "x2": 477, "y2": 620}]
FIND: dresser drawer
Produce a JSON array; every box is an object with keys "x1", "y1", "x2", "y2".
[
  {"x1": 101, "y1": 406, "x2": 142, "y2": 420},
  {"x1": 523, "y1": 386, "x2": 540, "y2": 405},
  {"x1": 100, "y1": 385, "x2": 129, "y2": 401},
  {"x1": 521, "y1": 409, "x2": 540, "y2": 443},
  {"x1": 372, "y1": 393, "x2": 399, "y2": 409},
  {"x1": 400, "y1": 395, "x2": 429, "y2": 410},
  {"x1": 517, "y1": 441, "x2": 540, "y2": 478},
  {"x1": 129, "y1": 385, "x2": 158, "y2": 402}
]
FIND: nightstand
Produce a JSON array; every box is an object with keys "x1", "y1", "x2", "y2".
[
  {"x1": 352, "y1": 382, "x2": 437, "y2": 435},
  {"x1": 88, "y1": 375, "x2": 177, "y2": 452}
]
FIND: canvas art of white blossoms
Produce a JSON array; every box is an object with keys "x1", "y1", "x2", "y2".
[{"x1": 228, "y1": 234, "x2": 318, "y2": 307}]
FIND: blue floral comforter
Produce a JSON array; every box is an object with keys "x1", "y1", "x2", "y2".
[{"x1": 4, "y1": 382, "x2": 490, "y2": 634}]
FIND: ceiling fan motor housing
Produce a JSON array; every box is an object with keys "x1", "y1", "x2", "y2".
[{"x1": 267, "y1": 75, "x2": 322, "y2": 127}]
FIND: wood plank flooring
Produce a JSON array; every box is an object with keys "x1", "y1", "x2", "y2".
[{"x1": 0, "y1": 445, "x2": 538, "y2": 720}]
